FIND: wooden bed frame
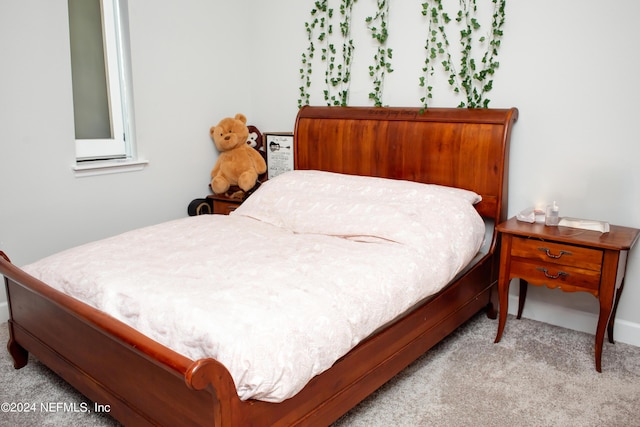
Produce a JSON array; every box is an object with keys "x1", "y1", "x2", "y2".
[{"x1": 1, "y1": 106, "x2": 518, "y2": 426}]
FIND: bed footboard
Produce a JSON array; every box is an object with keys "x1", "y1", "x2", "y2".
[{"x1": 2, "y1": 259, "x2": 233, "y2": 427}]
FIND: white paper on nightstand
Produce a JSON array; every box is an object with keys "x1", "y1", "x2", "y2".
[{"x1": 558, "y1": 217, "x2": 610, "y2": 233}]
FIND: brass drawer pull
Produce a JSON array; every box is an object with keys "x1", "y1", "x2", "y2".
[
  {"x1": 538, "y1": 247, "x2": 572, "y2": 259},
  {"x1": 536, "y1": 267, "x2": 569, "y2": 280}
]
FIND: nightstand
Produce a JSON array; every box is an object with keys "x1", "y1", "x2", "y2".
[
  {"x1": 494, "y1": 216, "x2": 639, "y2": 372},
  {"x1": 207, "y1": 193, "x2": 243, "y2": 215}
]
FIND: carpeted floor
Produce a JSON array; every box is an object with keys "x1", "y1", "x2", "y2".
[{"x1": 2, "y1": 314, "x2": 639, "y2": 426}]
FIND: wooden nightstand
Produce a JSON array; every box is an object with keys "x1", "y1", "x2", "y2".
[
  {"x1": 188, "y1": 186, "x2": 259, "y2": 217},
  {"x1": 207, "y1": 193, "x2": 243, "y2": 215},
  {"x1": 494, "y1": 216, "x2": 639, "y2": 372}
]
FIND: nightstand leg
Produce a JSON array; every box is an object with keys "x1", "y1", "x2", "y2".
[
  {"x1": 516, "y1": 279, "x2": 528, "y2": 319},
  {"x1": 607, "y1": 277, "x2": 625, "y2": 344},
  {"x1": 494, "y1": 276, "x2": 510, "y2": 343},
  {"x1": 595, "y1": 307, "x2": 608, "y2": 373},
  {"x1": 595, "y1": 296, "x2": 616, "y2": 372},
  {"x1": 595, "y1": 250, "x2": 620, "y2": 373},
  {"x1": 494, "y1": 235, "x2": 512, "y2": 344}
]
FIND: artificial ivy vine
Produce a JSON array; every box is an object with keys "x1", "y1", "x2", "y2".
[
  {"x1": 331, "y1": 0, "x2": 356, "y2": 106},
  {"x1": 299, "y1": 1, "x2": 506, "y2": 109},
  {"x1": 299, "y1": 2, "x2": 323, "y2": 108},
  {"x1": 299, "y1": 0, "x2": 358, "y2": 108},
  {"x1": 366, "y1": 0, "x2": 393, "y2": 107},
  {"x1": 420, "y1": 0, "x2": 506, "y2": 109}
]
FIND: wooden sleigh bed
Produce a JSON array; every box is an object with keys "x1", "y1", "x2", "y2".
[{"x1": 1, "y1": 106, "x2": 518, "y2": 426}]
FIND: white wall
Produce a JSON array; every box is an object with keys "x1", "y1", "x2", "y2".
[
  {"x1": 2, "y1": 1, "x2": 639, "y2": 346},
  {"x1": 0, "y1": 0, "x2": 251, "y2": 314}
]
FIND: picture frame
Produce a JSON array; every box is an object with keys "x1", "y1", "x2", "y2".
[{"x1": 265, "y1": 132, "x2": 294, "y2": 179}]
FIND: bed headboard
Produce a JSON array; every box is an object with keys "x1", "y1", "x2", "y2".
[{"x1": 294, "y1": 106, "x2": 518, "y2": 223}]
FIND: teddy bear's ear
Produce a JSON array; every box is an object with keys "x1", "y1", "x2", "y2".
[{"x1": 234, "y1": 113, "x2": 247, "y2": 124}]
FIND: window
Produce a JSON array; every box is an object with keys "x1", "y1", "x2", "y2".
[{"x1": 68, "y1": 0, "x2": 138, "y2": 166}]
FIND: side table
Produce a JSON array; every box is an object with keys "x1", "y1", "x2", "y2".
[
  {"x1": 208, "y1": 193, "x2": 243, "y2": 215},
  {"x1": 494, "y1": 216, "x2": 639, "y2": 372}
]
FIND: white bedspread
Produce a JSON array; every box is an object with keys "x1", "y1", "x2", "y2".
[{"x1": 23, "y1": 171, "x2": 485, "y2": 402}]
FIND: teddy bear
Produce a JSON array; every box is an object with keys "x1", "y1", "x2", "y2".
[{"x1": 210, "y1": 113, "x2": 267, "y2": 196}]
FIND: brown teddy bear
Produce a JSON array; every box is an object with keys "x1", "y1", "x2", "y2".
[{"x1": 210, "y1": 113, "x2": 267, "y2": 196}]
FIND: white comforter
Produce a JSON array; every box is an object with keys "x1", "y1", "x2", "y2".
[{"x1": 23, "y1": 171, "x2": 485, "y2": 402}]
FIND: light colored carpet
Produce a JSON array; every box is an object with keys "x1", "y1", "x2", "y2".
[{"x1": 2, "y1": 314, "x2": 639, "y2": 426}]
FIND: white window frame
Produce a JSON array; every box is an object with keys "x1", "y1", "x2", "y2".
[{"x1": 72, "y1": 0, "x2": 145, "y2": 176}]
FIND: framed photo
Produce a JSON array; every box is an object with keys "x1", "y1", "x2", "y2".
[{"x1": 265, "y1": 132, "x2": 294, "y2": 180}]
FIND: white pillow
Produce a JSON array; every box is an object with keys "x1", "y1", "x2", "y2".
[{"x1": 232, "y1": 170, "x2": 484, "y2": 250}]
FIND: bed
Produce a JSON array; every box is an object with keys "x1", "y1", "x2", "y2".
[{"x1": 1, "y1": 106, "x2": 518, "y2": 426}]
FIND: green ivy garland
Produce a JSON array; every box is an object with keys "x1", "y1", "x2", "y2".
[
  {"x1": 330, "y1": 0, "x2": 356, "y2": 106},
  {"x1": 299, "y1": 0, "x2": 358, "y2": 108},
  {"x1": 366, "y1": 0, "x2": 393, "y2": 107},
  {"x1": 299, "y1": 1, "x2": 326, "y2": 108},
  {"x1": 299, "y1": 1, "x2": 505, "y2": 109},
  {"x1": 420, "y1": 0, "x2": 506, "y2": 109}
]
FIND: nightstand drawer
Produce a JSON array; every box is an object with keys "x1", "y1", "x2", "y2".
[
  {"x1": 213, "y1": 199, "x2": 241, "y2": 215},
  {"x1": 510, "y1": 259, "x2": 601, "y2": 292},
  {"x1": 511, "y1": 236, "x2": 603, "y2": 271}
]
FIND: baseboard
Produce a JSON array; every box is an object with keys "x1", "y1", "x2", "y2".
[
  {"x1": 508, "y1": 294, "x2": 640, "y2": 348},
  {"x1": 0, "y1": 301, "x2": 8, "y2": 324}
]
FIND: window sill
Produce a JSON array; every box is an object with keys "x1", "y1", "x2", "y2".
[{"x1": 73, "y1": 159, "x2": 149, "y2": 178}]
